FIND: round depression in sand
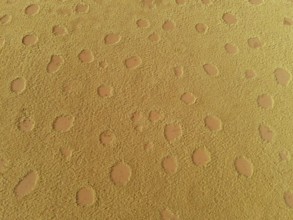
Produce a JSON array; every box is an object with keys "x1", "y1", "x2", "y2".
[
  {"x1": 79, "y1": 49, "x2": 94, "y2": 63},
  {"x1": 25, "y1": 4, "x2": 40, "y2": 16},
  {"x1": 22, "y1": 34, "x2": 38, "y2": 46},
  {"x1": 76, "y1": 187, "x2": 96, "y2": 206},
  {"x1": 104, "y1": 33, "x2": 121, "y2": 45},
  {"x1": 110, "y1": 162, "x2": 132, "y2": 186},
  {"x1": 164, "y1": 123, "x2": 182, "y2": 143},
  {"x1": 53, "y1": 115, "x2": 75, "y2": 132},
  {"x1": 11, "y1": 77, "x2": 26, "y2": 94},
  {"x1": 125, "y1": 56, "x2": 142, "y2": 69},
  {"x1": 205, "y1": 115, "x2": 222, "y2": 131}
]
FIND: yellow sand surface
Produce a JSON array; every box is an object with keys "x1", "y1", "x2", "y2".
[{"x1": 1, "y1": 0, "x2": 293, "y2": 219}]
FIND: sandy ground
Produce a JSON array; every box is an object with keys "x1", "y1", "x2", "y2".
[{"x1": 1, "y1": 0, "x2": 293, "y2": 219}]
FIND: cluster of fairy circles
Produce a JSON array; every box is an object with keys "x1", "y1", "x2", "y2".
[{"x1": 1, "y1": 0, "x2": 293, "y2": 217}]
